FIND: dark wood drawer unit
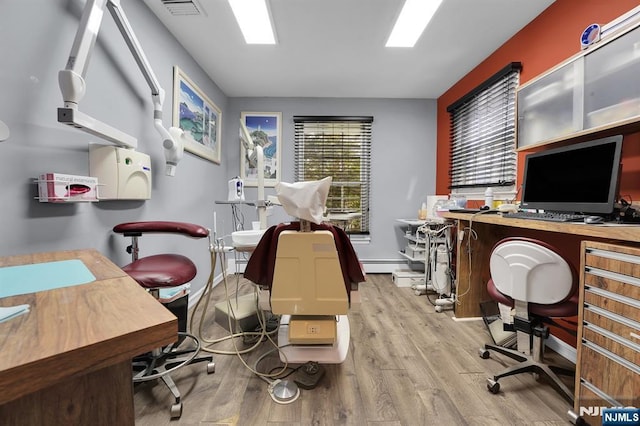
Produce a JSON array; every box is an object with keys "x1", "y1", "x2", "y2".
[{"x1": 573, "y1": 241, "x2": 640, "y2": 425}]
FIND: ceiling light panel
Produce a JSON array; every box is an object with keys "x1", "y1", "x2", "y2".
[
  {"x1": 228, "y1": 0, "x2": 276, "y2": 44},
  {"x1": 386, "y1": 0, "x2": 443, "y2": 47}
]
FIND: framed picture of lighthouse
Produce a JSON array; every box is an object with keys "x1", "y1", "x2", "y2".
[{"x1": 240, "y1": 112, "x2": 281, "y2": 186}]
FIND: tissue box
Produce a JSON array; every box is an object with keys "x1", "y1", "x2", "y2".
[{"x1": 38, "y1": 173, "x2": 99, "y2": 203}]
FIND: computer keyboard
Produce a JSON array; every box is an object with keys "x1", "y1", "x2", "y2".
[{"x1": 502, "y1": 211, "x2": 588, "y2": 222}]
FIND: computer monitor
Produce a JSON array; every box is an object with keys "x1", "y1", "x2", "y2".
[{"x1": 520, "y1": 135, "x2": 623, "y2": 215}]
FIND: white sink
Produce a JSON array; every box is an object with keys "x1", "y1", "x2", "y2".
[{"x1": 231, "y1": 229, "x2": 266, "y2": 248}]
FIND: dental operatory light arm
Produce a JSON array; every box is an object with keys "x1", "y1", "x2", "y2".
[
  {"x1": 58, "y1": 0, "x2": 184, "y2": 176},
  {"x1": 240, "y1": 119, "x2": 267, "y2": 228}
]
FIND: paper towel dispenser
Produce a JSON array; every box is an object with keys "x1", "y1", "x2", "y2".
[{"x1": 89, "y1": 144, "x2": 151, "y2": 200}]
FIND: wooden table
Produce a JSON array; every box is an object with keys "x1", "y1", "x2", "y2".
[
  {"x1": 440, "y1": 212, "x2": 640, "y2": 318},
  {"x1": 0, "y1": 249, "x2": 177, "y2": 426}
]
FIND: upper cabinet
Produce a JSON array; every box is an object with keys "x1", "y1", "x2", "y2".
[{"x1": 517, "y1": 22, "x2": 640, "y2": 149}]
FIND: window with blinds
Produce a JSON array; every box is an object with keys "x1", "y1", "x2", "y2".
[
  {"x1": 293, "y1": 116, "x2": 372, "y2": 235},
  {"x1": 448, "y1": 63, "x2": 521, "y2": 192}
]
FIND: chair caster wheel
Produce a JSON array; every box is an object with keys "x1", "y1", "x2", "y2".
[
  {"x1": 567, "y1": 409, "x2": 586, "y2": 425},
  {"x1": 207, "y1": 361, "x2": 216, "y2": 374},
  {"x1": 532, "y1": 372, "x2": 540, "y2": 381},
  {"x1": 478, "y1": 349, "x2": 490, "y2": 359},
  {"x1": 170, "y1": 402, "x2": 183, "y2": 419},
  {"x1": 487, "y1": 378, "x2": 500, "y2": 394}
]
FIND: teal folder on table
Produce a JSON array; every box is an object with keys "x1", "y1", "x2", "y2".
[{"x1": 0, "y1": 259, "x2": 96, "y2": 298}]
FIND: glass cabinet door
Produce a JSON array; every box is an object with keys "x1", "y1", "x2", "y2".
[
  {"x1": 517, "y1": 60, "x2": 583, "y2": 148},
  {"x1": 584, "y1": 25, "x2": 640, "y2": 130}
]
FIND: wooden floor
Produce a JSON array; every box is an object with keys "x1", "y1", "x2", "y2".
[{"x1": 134, "y1": 274, "x2": 575, "y2": 425}]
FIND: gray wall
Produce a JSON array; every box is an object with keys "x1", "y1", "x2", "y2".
[
  {"x1": 1, "y1": 1, "x2": 438, "y2": 297},
  {"x1": 0, "y1": 0, "x2": 229, "y2": 291},
  {"x1": 223, "y1": 98, "x2": 438, "y2": 265}
]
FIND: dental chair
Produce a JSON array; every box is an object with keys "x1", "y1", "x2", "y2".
[
  {"x1": 479, "y1": 237, "x2": 578, "y2": 404},
  {"x1": 244, "y1": 177, "x2": 365, "y2": 392},
  {"x1": 245, "y1": 220, "x2": 365, "y2": 366},
  {"x1": 272, "y1": 221, "x2": 350, "y2": 364},
  {"x1": 113, "y1": 221, "x2": 215, "y2": 419}
]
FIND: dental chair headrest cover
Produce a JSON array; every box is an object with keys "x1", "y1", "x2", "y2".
[{"x1": 275, "y1": 177, "x2": 332, "y2": 224}]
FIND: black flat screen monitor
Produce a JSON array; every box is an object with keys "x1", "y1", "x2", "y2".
[{"x1": 520, "y1": 135, "x2": 623, "y2": 214}]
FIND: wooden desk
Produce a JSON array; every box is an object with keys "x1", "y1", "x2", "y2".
[
  {"x1": 441, "y1": 212, "x2": 640, "y2": 318},
  {"x1": 0, "y1": 249, "x2": 177, "y2": 426}
]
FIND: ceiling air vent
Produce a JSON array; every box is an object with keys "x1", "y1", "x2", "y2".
[{"x1": 161, "y1": 0, "x2": 205, "y2": 16}]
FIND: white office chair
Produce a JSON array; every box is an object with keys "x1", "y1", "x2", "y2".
[{"x1": 479, "y1": 237, "x2": 578, "y2": 404}]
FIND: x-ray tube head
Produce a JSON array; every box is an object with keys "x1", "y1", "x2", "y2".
[
  {"x1": 162, "y1": 126, "x2": 185, "y2": 177},
  {"x1": 58, "y1": 0, "x2": 184, "y2": 175}
]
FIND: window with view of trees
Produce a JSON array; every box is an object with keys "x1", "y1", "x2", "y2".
[
  {"x1": 293, "y1": 116, "x2": 372, "y2": 235},
  {"x1": 448, "y1": 63, "x2": 520, "y2": 194}
]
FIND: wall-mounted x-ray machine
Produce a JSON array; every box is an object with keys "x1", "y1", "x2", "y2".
[
  {"x1": 58, "y1": 0, "x2": 186, "y2": 191},
  {"x1": 89, "y1": 144, "x2": 151, "y2": 200}
]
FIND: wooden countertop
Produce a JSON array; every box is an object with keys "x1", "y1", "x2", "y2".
[
  {"x1": 0, "y1": 249, "x2": 177, "y2": 406},
  {"x1": 441, "y1": 212, "x2": 640, "y2": 243}
]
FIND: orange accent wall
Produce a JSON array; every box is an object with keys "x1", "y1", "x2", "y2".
[
  {"x1": 436, "y1": 1, "x2": 640, "y2": 348},
  {"x1": 436, "y1": 0, "x2": 640, "y2": 200}
]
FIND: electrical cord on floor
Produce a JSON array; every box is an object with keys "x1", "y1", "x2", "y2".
[
  {"x1": 253, "y1": 345, "x2": 298, "y2": 383},
  {"x1": 267, "y1": 364, "x2": 301, "y2": 379},
  {"x1": 188, "y1": 237, "x2": 290, "y2": 380},
  {"x1": 243, "y1": 314, "x2": 280, "y2": 345},
  {"x1": 189, "y1": 238, "x2": 271, "y2": 354}
]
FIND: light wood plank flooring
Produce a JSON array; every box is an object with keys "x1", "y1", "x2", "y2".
[{"x1": 134, "y1": 274, "x2": 575, "y2": 425}]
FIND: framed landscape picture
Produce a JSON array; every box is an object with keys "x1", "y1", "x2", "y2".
[
  {"x1": 240, "y1": 112, "x2": 282, "y2": 187},
  {"x1": 172, "y1": 66, "x2": 221, "y2": 164}
]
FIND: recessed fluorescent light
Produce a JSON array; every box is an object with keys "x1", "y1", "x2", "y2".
[
  {"x1": 228, "y1": 0, "x2": 276, "y2": 44},
  {"x1": 386, "y1": 0, "x2": 443, "y2": 47}
]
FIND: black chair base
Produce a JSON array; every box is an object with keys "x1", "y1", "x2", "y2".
[
  {"x1": 480, "y1": 343, "x2": 574, "y2": 404},
  {"x1": 133, "y1": 331, "x2": 215, "y2": 419}
]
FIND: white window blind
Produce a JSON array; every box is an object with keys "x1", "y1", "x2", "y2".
[
  {"x1": 293, "y1": 116, "x2": 372, "y2": 234},
  {"x1": 448, "y1": 63, "x2": 521, "y2": 190}
]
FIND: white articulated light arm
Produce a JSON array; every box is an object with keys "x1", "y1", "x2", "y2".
[
  {"x1": 58, "y1": 0, "x2": 184, "y2": 176},
  {"x1": 240, "y1": 118, "x2": 267, "y2": 228}
]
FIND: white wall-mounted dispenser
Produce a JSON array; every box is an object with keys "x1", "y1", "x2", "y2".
[
  {"x1": 89, "y1": 144, "x2": 151, "y2": 200},
  {"x1": 228, "y1": 177, "x2": 245, "y2": 201}
]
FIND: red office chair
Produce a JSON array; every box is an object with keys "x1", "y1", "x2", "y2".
[
  {"x1": 113, "y1": 221, "x2": 215, "y2": 419},
  {"x1": 479, "y1": 237, "x2": 578, "y2": 404}
]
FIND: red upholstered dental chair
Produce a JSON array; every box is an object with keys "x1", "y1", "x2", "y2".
[
  {"x1": 479, "y1": 237, "x2": 578, "y2": 404},
  {"x1": 113, "y1": 221, "x2": 215, "y2": 419}
]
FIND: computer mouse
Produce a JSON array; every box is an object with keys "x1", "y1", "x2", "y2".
[{"x1": 584, "y1": 216, "x2": 604, "y2": 224}]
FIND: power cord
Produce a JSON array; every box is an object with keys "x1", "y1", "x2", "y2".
[
  {"x1": 188, "y1": 236, "x2": 290, "y2": 381},
  {"x1": 188, "y1": 228, "x2": 326, "y2": 404},
  {"x1": 456, "y1": 217, "x2": 480, "y2": 302}
]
